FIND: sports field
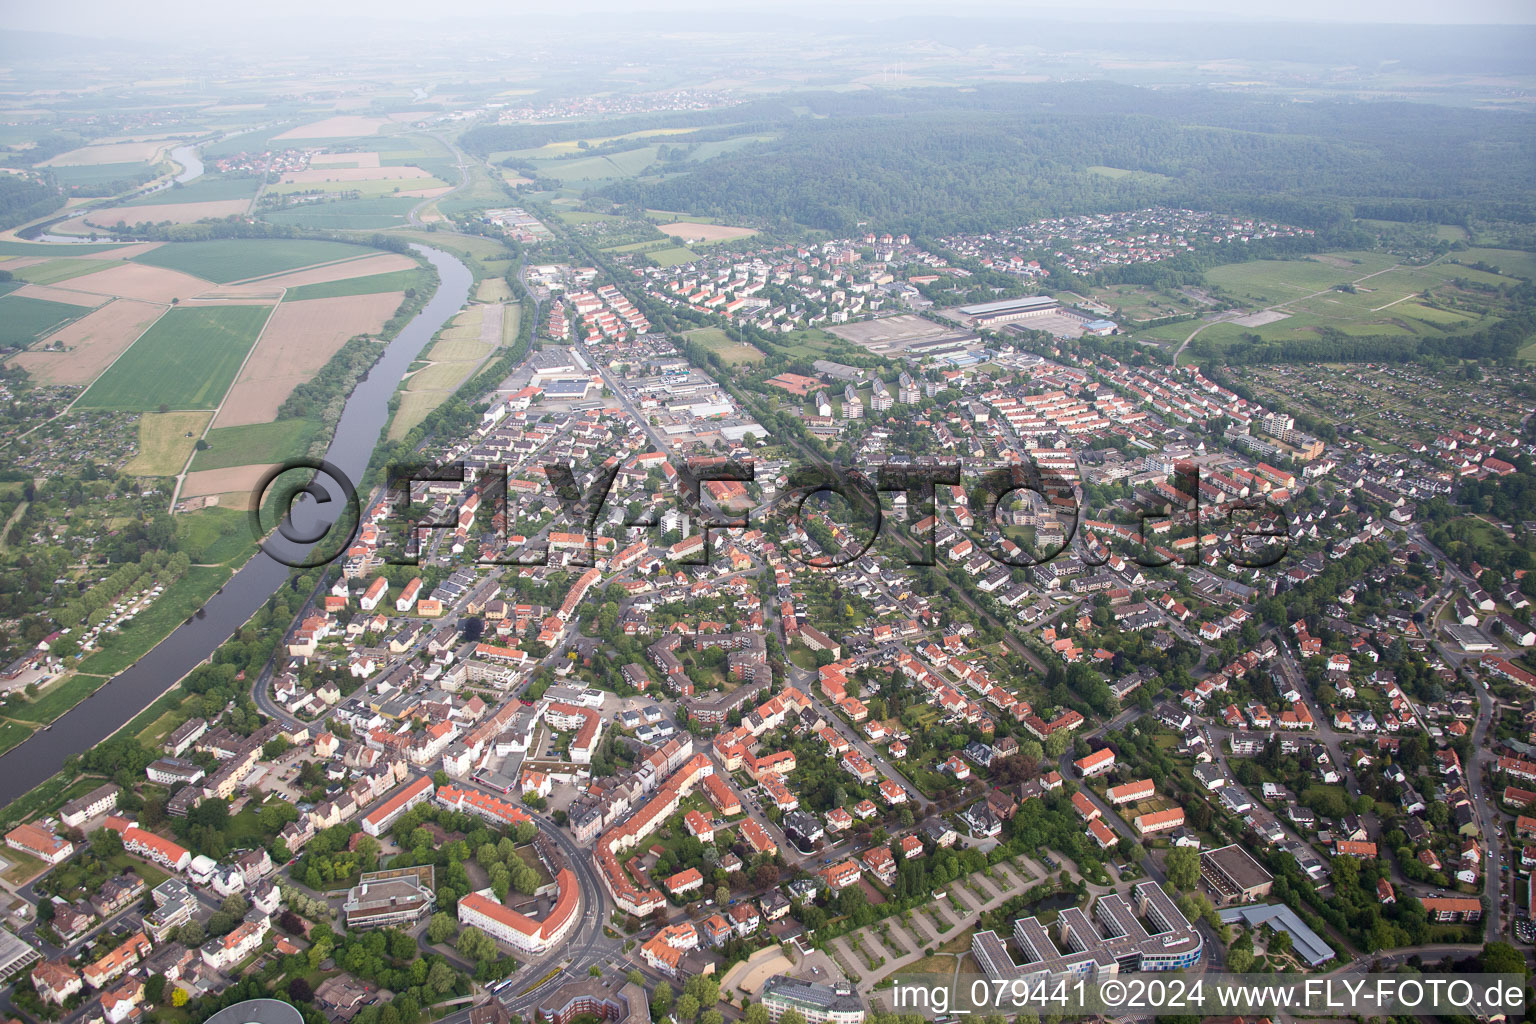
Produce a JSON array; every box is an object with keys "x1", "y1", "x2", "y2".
[
  {"x1": 686, "y1": 327, "x2": 764, "y2": 365},
  {"x1": 646, "y1": 246, "x2": 699, "y2": 268},
  {"x1": 75, "y1": 305, "x2": 270, "y2": 411},
  {"x1": 131, "y1": 238, "x2": 376, "y2": 284}
]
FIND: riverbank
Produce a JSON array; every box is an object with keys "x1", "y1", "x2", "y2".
[{"x1": 0, "y1": 243, "x2": 473, "y2": 810}]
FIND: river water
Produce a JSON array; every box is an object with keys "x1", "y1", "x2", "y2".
[
  {"x1": 0, "y1": 244, "x2": 470, "y2": 805},
  {"x1": 171, "y1": 145, "x2": 204, "y2": 184}
]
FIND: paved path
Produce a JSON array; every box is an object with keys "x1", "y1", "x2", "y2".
[{"x1": 840, "y1": 855, "x2": 1047, "y2": 993}]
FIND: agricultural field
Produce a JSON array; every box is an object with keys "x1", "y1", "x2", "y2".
[
  {"x1": 215, "y1": 291, "x2": 402, "y2": 426},
  {"x1": 75, "y1": 304, "x2": 270, "y2": 411},
  {"x1": 123, "y1": 411, "x2": 213, "y2": 477},
  {"x1": 259, "y1": 197, "x2": 418, "y2": 230},
  {"x1": 11, "y1": 258, "x2": 114, "y2": 286},
  {"x1": 0, "y1": 292, "x2": 94, "y2": 348},
  {"x1": 7, "y1": 299, "x2": 163, "y2": 385},
  {"x1": 130, "y1": 238, "x2": 379, "y2": 284},
  {"x1": 189, "y1": 419, "x2": 322, "y2": 472},
  {"x1": 656, "y1": 221, "x2": 756, "y2": 245},
  {"x1": 117, "y1": 176, "x2": 261, "y2": 206},
  {"x1": 284, "y1": 268, "x2": 427, "y2": 301},
  {"x1": 81, "y1": 199, "x2": 250, "y2": 229},
  {"x1": 685, "y1": 327, "x2": 764, "y2": 365}
]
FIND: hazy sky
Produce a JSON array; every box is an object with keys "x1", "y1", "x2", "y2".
[{"x1": 6, "y1": 0, "x2": 1534, "y2": 37}]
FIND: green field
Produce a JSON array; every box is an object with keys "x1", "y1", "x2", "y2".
[
  {"x1": 76, "y1": 304, "x2": 269, "y2": 411},
  {"x1": 527, "y1": 146, "x2": 662, "y2": 183},
  {"x1": 267, "y1": 176, "x2": 451, "y2": 199},
  {"x1": 645, "y1": 245, "x2": 698, "y2": 267},
  {"x1": 557, "y1": 210, "x2": 625, "y2": 225},
  {"x1": 132, "y1": 238, "x2": 376, "y2": 283},
  {"x1": 0, "y1": 240, "x2": 125, "y2": 257},
  {"x1": 1203, "y1": 256, "x2": 1396, "y2": 305},
  {"x1": 0, "y1": 293, "x2": 93, "y2": 347},
  {"x1": 1456, "y1": 248, "x2": 1536, "y2": 281},
  {"x1": 1087, "y1": 164, "x2": 1172, "y2": 183},
  {"x1": 12, "y1": 258, "x2": 112, "y2": 286},
  {"x1": 120, "y1": 176, "x2": 261, "y2": 206},
  {"x1": 190, "y1": 418, "x2": 322, "y2": 471},
  {"x1": 284, "y1": 268, "x2": 425, "y2": 301},
  {"x1": 685, "y1": 327, "x2": 764, "y2": 365},
  {"x1": 259, "y1": 197, "x2": 417, "y2": 230},
  {"x1": 5, "y1": 674, "x2": 104, "y2": 724},
  {"x1": 174, "y1": 505, "x2": 259, "y2": 566},
  {"x1": 46, "y1": 162, "x2": 161, "y2": 186},
  {"x1": 0, "y1": 721, "x2": 31, "y2": 757}
]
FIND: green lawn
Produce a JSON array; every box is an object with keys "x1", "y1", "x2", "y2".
[
  {"x1": 174, "y1": 505, "x2": 259, "y2": 566},
  {"x1": 76, "y1": 565, "x2": 235, "y2": 676},
  {"x1": 132, "y1": 239, "x2": 376, "y2": 284},
  {"x1": 190, "y1": 418, "x2": 322, "y2": 471},
  {"x1": 120, "y1": 176, "x2": 261, "y2": 207},
  {"x1": 5, "y1": 674, "x2": 104, "y2": 723},
  {"x1": 0, "y1": 293, "x2": 94, "y2": 347},
  {"x1": 284, "y1": 268, "x2": 427, "y2": 301},
  {"x1": 0, "y1": 720, "x2": 31, "y2": 756},
  {"x1": 259, "y1": 198, "x2": 417, "y2": 230},
  {"x1": 76, "y1": 304, "x2": 269, "y2": 411}
]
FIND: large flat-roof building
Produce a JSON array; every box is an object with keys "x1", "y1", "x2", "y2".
[
  {"x1": 760, "y1": 976, "x2": 865, "y2": 1024},
  {"x1": 958, "y1": 296, "x2": 1059, "y2": 326},
  {"x1": 1217, "y1": 904, "x2": 1335, "y2": 967},
  {"x1": 1200, "y1": 844, "x2": 1274, "y2": 903},
  {"x1": 971, "y1": 882, "x2": 1201, "y2": 982},
  {"x1": 343, "y1": 871, "x2": 435, "y2": 930},
  {"x1": 0, "y1": 928, "x2": 40, "y2": 983}
]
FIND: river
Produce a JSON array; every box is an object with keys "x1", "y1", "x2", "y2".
[
  {"x1": 171, "y1": 144, "x2": 204, "y2": 184},
  {"x1": 0, "y1": 244, "x2": 471, "y2": 805}
]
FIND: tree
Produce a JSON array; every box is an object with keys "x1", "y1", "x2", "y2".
[
  {"x1": 1164, "y1": 847, "x2": 1200, "y2": 891},
  {"x1": 628, "y1": 969, "x2": 646, "y2": 988},
  {"x1": 144, "y1": 975, "x2": 166, "y2": 1004},
  {"x1": 652, "y1": 982, "x2": 675, "y2": 1018},
  {"x1": 677, "y1": 994, "x2": 700, "y2": 1023},
  {"x1": 427, "y1": 961, "x2": 457, "y2": 995},
  {"x1": 1269, "y1": 929, "x2": 1293, "y2": 957},
  {"x1": 427, "y1": 912, "x2": 457, "y2": 944},
  {"x1": 172, "y1": 988, "x2": 189, "y2": 1008},
  {"x1": 780, "y1": 1010, "x2": 806, "y2": 1024},
  {"x1": 1481, "y1": 941, "x2": 1526, "y2": 977},
  {"x1": 289, "y1": 977, "x2": 315, "y2": 1003},
  {"x1": 744, "y1": 1005, "x2": 771, "y2": 1024}
]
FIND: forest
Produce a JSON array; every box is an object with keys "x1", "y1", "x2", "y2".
[
  {"x1": 580, "y1": 83, "x2": 1536, "y2": 235},
  {"x1": 0, "y1": 173, "x2": 61, "y2": 230}
]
